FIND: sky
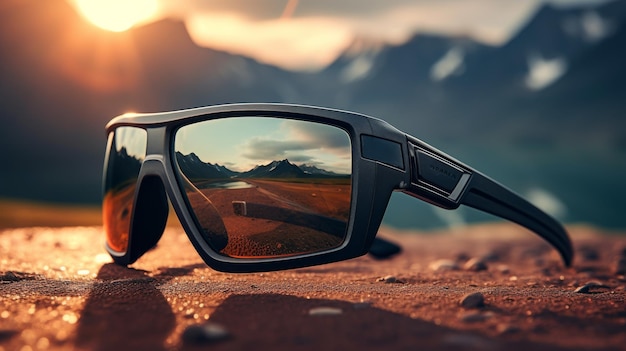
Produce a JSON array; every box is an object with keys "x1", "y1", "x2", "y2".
[
  {"x1": 71, "y1": 0, "x2": 611, "y2": 71},
  {"x1": 174, "y1": 117, "x2": 352, "y2": 174}
]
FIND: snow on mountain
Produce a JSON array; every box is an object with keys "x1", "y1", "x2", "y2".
[
  {"x1": 525, "y1": 54, "x2": 568, "y2": 90},
  {"x1": 525, "y1": 187, "x2": 568, "y2": 220},
  {"x1": 298, "y1": 164, "x2": 341, "y2": 176},
  {"x1": 325, "y1": 36, "x2": 385, "y2": 84},
  {"x1": 430, "y1": 47, "x2": 465, "y2": 82},
  {"x1": 340, "y1": 55, "x2": 376, "y2": 83},
  {"x1": 562, "y1": 10, "x2": 615, "y2": 43},
  {"x1": 176, "y1": 152, "x2": 237, "y2": 179}
]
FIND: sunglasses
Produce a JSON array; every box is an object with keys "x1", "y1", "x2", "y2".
[{"x1": 103, "y1": 103, "x2": 573, "y2": 272}]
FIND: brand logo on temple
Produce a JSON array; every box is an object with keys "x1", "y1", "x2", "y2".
[{"x1": 429, "y1": 163, "x2": 458, "y2": 180}]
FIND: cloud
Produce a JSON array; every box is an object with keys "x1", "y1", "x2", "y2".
[
  {"x1": 241, "y1": 120, "x2": 350, "y2": 160},
  {"x1": 239, "y1": 119, "x2": 351, "y2": 173},
  {"x1": 185, "y1": 14, "x2": 353, "y2": 70},
  {"x1": 283, "y1": 120, "x2": 350, "y2": 149},
  {"x1": 161, "y1": 0, "x2": 544, "y2": 70},
  {"x1": 242, "y1": 138, "x2": 316, "y2": 160},
  {"x1": 284, "y1": 154, "x2": 315, "y2": 163},
  {"x1": 153, "y1": 0, "x2": 609, "y2": 71}
]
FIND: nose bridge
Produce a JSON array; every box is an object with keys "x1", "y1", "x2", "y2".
[
  {"x1": 146, "y1": 126, "x2": 169, "y2": 158},
  {"x1": 137, "y1": 126, "x2": 170, "y2": 178}
]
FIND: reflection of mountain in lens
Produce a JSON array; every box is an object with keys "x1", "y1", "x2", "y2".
[
  {"x1": 105, "y1": 147, "x2": 143, "y2": 191},
  {"x1": 175, "y1": 152, "x2": 238, "y2": 180},
  {"x1": 240, "y1": 159, "x2": 304, "y2": 178},
  {"x1": 176, "y1": 152, "x2": 348, "y2": 181}
]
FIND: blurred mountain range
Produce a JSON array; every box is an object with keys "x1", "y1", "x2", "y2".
[{"x1": 1, "y1": 0, "x2": 624, "y2": 229}]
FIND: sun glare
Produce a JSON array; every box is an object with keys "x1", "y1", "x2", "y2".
[{"x1": 74, "y1": 0, "x2": 159, "y2": 32}]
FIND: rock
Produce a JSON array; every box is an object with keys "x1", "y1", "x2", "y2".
[
  {"x1": 464, "y1": 258, "x2": 488, "y2": 272},
  {"x1": 460, "y1": 292, "x2": 485, "y2": 309},
  {"x1": 309, "y1": 307, "x2": 343, "y2": 316},
  {"x1": 496, "y1": 265, "x2": 510, "y2": 274},
  {"x1": 0, "y1": 271, "x2": 40, "y2": 282},
  {"x1": 377, "y1": 275, "x2": 397, "y2": 283},
  {"x1": 0, "y1": 328, "x2": 19, "y2": 341},
  {"x1": 455, "y1": 252, "x2": 470, "y2": 262},
  {"x1": 429, "y1": 259, "x2": 459, "y2": 272},
  {"x1": 482, "y1": 250, "x2": 502, "y2": 262},
  {"x1": 574, "y1": 281, "x2": 611, "y2": 294},
  {"x1": 0, "y1": 272, "x2": 19, "y2": 282},
  {"x1": 368, "y1": 238, "x2": 402, "y2": 259},
  {"x1": 182, "y1": 322, "x2": 230, "y2": 345}
]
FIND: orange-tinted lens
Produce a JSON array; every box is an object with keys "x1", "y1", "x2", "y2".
[
  {"x1": 102, "y1": 127, "x2": 147, "y2": 254},
  {"x1": 174, "y1": 117, "x2": 352, "y2": 259}
]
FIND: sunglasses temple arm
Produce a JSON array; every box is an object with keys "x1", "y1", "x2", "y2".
[
  {"x1": 460, "y1": 173, "x2": 573, "y2": 266},
  {"x1": 403, "y1": 138, "x2": 573, "y2": 266}
]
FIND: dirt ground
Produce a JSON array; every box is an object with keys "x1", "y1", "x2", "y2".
[{"x1": 1, "y1": 223, "x2": 625, "y2": 350}]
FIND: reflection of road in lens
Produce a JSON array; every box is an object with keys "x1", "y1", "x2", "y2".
[
  {"x1": 102, "y1": 185, "x2": 136, "y2": 253},
  {"x1": 187, "y1": 179, "x2": 351, "y2": 258},
  {"x1": 198, "y1": 180, "x2": 254, "y2": 190}
]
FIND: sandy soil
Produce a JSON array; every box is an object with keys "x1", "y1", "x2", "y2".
[{"x1": 1, "y1": 224, "x2": 625, "y2": 350}]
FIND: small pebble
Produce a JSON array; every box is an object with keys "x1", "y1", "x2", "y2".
[
  {"x1": 497, "y1": 265, "x2": 510, "y2": 274},
  {"x1": 0, "y1": 272, "x2": 19, "y2": 282},
  {"x1": 455, "y1": 252, "x2": 470, "y2": 262},
  {"x1": 377, "y1": 275, "x2": 397, "y2": 283},
  {"x1": 0, "y1": 271, "x2": 38, "y2": 282},
  {"x1": 182, "y1": 322, "x2": 230, "y2": 345},
  {"x1": 482, "y1": 250, "x2": 502, "y2": 262},
  {"x1": 0, "y1": 328, "x2": 19, "y2": 340},
  {"x1": 460, "y1": 292, "x2": 485, "y2": 309},
  {"x1": 574, "y1": 281, "x2": 611, "y2": 294},
  {"x1": 429, "y1": 259, "x2": 459, "y2": 272},
  {"x1": 309, "y1": 307, "x2": 343, "y2": 316},
  {"x1": 464, "y1": 258, "x2": 488, "y2": 272}
]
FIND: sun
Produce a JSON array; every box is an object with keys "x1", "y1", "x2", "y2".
[{"x1": 74, "y1": 0, "x2": 159, "y2": 32}]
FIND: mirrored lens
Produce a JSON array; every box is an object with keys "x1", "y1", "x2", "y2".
[
  {"x1": 174, "y1": 117, "x2": 352, "y2": 259},
  {"x1": 103, "y1": 127, "x2": 147, "y2": 253}
]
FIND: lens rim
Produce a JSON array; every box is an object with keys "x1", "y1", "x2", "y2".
[{"x1": 172, "y1": 116, "x2": 354, "y2": 259}]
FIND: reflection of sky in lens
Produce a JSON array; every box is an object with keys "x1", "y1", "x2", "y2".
[
  {"x1": 175, "y1": 117, "x2": 351, "y2": 174},
  {"x1": 115, "y1": 127, "x2": 147, "y2": 159}
]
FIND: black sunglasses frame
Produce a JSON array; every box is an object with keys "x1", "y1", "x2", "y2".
[{"x1": 104, "y1": 103, "x2": 573, "y2": 272}]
